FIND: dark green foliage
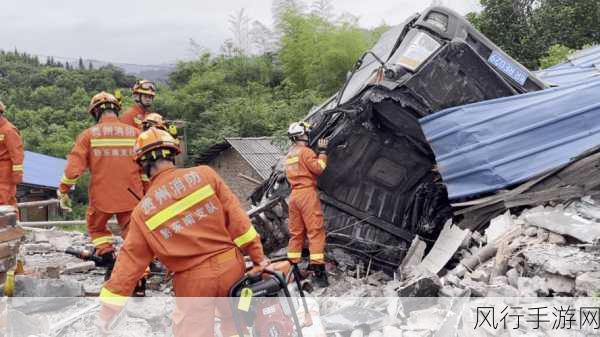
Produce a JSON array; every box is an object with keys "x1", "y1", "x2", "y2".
[{"x1": 468, "y1": 0, "x2": 600, "y2": 69}]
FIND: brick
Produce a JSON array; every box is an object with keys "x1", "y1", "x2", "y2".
[
  {"x1": 0, "y1": 227, "x2": 24, "y2": 243},
  {"x1": 0, "y1": 242, "x2": 18, "y2": 259}
]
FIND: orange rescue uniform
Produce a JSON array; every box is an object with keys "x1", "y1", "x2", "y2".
[
  {"x1": 99, "y1": 165, "x2": 265, "y2": 337},
  {"x1": 285, "y1": 143, "x2": 327, "y2": 264},
  {"x1": 120, "y1": 104, "x2": 148, "y2": 130},
  {"x1": 59, "y1": 115, "x2": 144, "y2": 254},
  {"x1": 0, "y1": 116, "x2": 24, "y2": 207}
]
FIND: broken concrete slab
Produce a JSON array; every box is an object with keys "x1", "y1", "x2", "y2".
[
  {"x1": 417, "y1": 220, "x2": 470, "y2": 275},
  {"x1": 14, "y1": 275, "x2": 84, "y2": 297},
  {"x1": 575, "y1": 271, "x2": 600, "y2": 296},
  {"x1": 469, "y1": 270, "x2": 489, "y2": 283},
  {"x1": 547, "y1": 232, "x2": 566, "y2": 245},
  {"x1": 403, "y1": 330, "x2": 431, "y2": 337},
  {"x1": 400, "y1": 236, "x2": 427, "y2": 273},
  {"x1": 543, "y1": 272, "x2": 575, "y2": 294},
  {"x1": 63, "y1": 261, "x2": 96, "y2": 274},
  {"x1": 486, "y1": 283, "x2": 519, "y2": 297},
  {"x1": 322, "y1": 306, "x2": 386, "y2": 332},
  {"x1": 490, "y1": 276, "x2": 509, "y2": 286},
  {"x1": 405, "y1": 308, "x2": 447, "y2": 331},
  {"x1": 397, "y1": 271, "x2": 441, "y2": 297},
  {"x1": 523, "y1": 206, "x2": 600, "y2": 243},
  {"x1": 575, "y1": 196, "x2": 600, "y2": 221},
  {"x1": 486, "y1": 211, "x2": 512, "y2": 243},
  {"x1": 523, "y1": 244, "x2": 600, "y2": 277},
  {"x1": 459, "y1": 279, "x2": 488, "y2": 297},
  {"x1": 7, "y1": 309, "x2": 49, "y2": 336},
  {"x1": 350, "y1": 329, "x2": 365, "y2": 337},
  {"x1": 383, "y1": 326, "x2": 403, "y2": 337},
  {"x1": 506, "y1": 269, "x2": 519, "y2": 287},
  {"x1": 126, "y1": 297, "x2": 173, "y2": 321},
  {"x1": 517, "y1": 276, "x2": 548, "y2": 297},
  {"x1": 368, "y1": 330, "x2": 383, "y2": 337},
  {"x1": 525, "y1": 226, "x2": 538, "y2": 237}
]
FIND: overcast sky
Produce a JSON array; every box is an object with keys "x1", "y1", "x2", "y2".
[{"x1": 0, "y1": 0, "x2": 480, "y2": 65}]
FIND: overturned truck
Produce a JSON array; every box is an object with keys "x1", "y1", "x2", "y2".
[{"x1": 250, "y1": 6, "x2": 546, "y2": 272}]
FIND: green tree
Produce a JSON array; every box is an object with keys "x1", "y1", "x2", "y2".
[
  {"x1": 279, "y1": 11, "x2": 370, "y2": 95},
  {"x1": 539, "y1": 44, "x2": 574, "y2": 69},
  {"x1": 468, "y1": 0, "x2": 600, "y2": 69}
]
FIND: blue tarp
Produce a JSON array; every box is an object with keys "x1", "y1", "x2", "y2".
[
  {"x1": 537, "y1": 45, "x2": 600, "y2": 86},
  {"x1": 23, "y1": 151, "x2": 66, "y2": 189},
  {"x1": 420, "y1": 77, "x2": 600, "y2": 200}
]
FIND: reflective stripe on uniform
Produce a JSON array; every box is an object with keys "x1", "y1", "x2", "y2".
[
  {"x1": 146, "y1": 184, "x2": 215, "y2": 231},
  {"x1": 286, "y1": 156, "x2": 299, "y2": 165},
  {"x1": 318, "y1": 159, "x2": 326, "y2": 170},
  {"x1": 12, "y1": 164, "x2": 23, "y2": 172},
  {"x1": 90, "y1": 138, "x2": 136, "y2": 148},
  {"x1": 61, "y1": 175, "x2": 79, "y2": 185},
  {"x1": 234, "y1": 226, "x2": 258, "y2": 247},
  {"x1": 287, "y1": 252, "x2": 302, "y2": 259},
  {"x1": 92, "y1": 236, "x2": 113, "y2": 247},
  {"x1": 310, "y1": 253, "x2": 324, "y2": 261},
  {"x1": 99, "y1": 287, "x2": 128, "y2": 306}
]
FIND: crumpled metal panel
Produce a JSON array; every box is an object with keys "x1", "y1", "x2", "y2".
[
  {"x1": 420, "y1": 77, "x2": 600, "y2": 200},
  {"x1": 537, "y1": 45, "x2": 600, "y2": 86}
]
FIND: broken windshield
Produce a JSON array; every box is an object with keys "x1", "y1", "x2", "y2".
[{"x1": 338, "y1": 24, "x2": 406, "y2": 105}]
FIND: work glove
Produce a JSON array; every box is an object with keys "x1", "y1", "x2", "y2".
[
  {"x1": 317, "y1": 138, "x2": 329, "y2": 153},
  {"x1": 56, "y1": 190, "x2": 72, "y2": 212},
  {"x1": 247, "y1": 258, "x2": 272, "y2": 275}
]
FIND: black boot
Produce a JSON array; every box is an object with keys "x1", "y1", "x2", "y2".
[
  {"x1": 98, "y1": 252, "x2": 116, "y2": 281},
  {"x1": 310, "y1": 264, "x2": 329, "y2": 288},
  {"x1": 133, "y1": 278, "x2": 147, "y2": 297}
]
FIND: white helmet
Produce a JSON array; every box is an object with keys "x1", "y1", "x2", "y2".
[{"x1": 288, "y1": 122, "x2": 311, "y2": 139}]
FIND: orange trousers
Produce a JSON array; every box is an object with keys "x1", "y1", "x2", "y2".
[
  {"x1": 86, "y1": 206, "x2": 131, "y2": 255},
  {"x1": 287, "y1": 187, "x2": 326, "y2": 264},
  {"x1": 172, "y1": 248, "x2": 246, "y2": 337},
  {"x1": 0, "y1": 162, "x2": 17, "y2": 208}
]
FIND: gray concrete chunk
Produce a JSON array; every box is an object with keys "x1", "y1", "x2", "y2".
[
  {"x1": 575, "y1": 271, "x2": 600, "y2": 296},
  {"x1": 523, "y1": 206, "x2": 600, "y2": 243}
]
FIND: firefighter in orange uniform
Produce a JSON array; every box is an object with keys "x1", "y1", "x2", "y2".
[
  {"x1": 120, "y1": 80, "x2": 156, "y2": 129},
  {"x1": 285, "y1": 121, "x2": 329, "y2": 287},
  {"x1": 57, "y1": 92, "x2": 144, "y2": 266},
  {"x1": 0, "y1": 101, "x2": 24, "y2": 209},
  {"x1": 96, "y1": 128, "x2": 269, "y2": 337}
]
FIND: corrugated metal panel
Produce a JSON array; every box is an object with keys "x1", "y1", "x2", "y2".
[
  {"x1": 420, "y1": 77, "x2": 600, "y2": 200},
  {"x1": 537, "y1": 45, "x2": 600, "y2": 86},
  {"x1": 23, "y1": 151, "x2": 66, "y2": 189},
  {"x1": 226, "y1": 137, "x2": 286, "y2": 180}
]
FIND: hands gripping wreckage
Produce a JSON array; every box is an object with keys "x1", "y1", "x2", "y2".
[{"x1": 7, "y1": 4, "x2": 600, "y2": 337}]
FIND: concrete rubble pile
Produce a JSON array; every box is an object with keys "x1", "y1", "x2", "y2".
[
  {"x1": 432, "y1": 196, "x2": 600, "y2": 299},
  {"x1": 1, "y1": 226, "x2": 173, "y2": 337},
  {"x1": 307, "y1": 196, "x2": 600, "y2": 336}
]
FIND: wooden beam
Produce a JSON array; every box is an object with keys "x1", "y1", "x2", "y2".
[
  {"x1": 17, "y1": 199, "x2": 59, "y2": 209},
  {"x1": 18, "y1": 220, "x2": 117, "y2": 228}
]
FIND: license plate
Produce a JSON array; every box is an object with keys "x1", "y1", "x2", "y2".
[{"x1": 488, "y1": 50, "x2": 528, "y2": 86}]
